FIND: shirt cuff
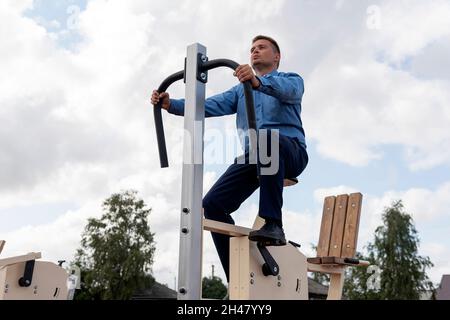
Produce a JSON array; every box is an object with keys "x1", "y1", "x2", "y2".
[
  {"x1": 168, "y1": 99, "x2": 184, "y2": 116},
  {"x1": 255, "y1": 75, "x2": 273, "y2": 95}
]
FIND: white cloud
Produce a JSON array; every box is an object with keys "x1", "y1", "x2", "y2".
[
  {"x1": 304, "y1": 43, "x2": 450, "y2": 169},
  {"x1": 313, "y1": 185, "x2": 360, "y2": 203},
  {"x1": 373, "y1": 0, "x2": 450, "y2": 64},
  {"x1": 0, "y1": 0, "x2": 33, "y2": 13},
  {"x1": 422, "y1": 242, "x2": 450, "y2": 285},
  {"x1": 1, "y1": 201, "x2": 102, "y2": 261},
  {"x1": 302, "y1": 0, "x2": 450, "y2": 169},
  {"x1": 0, "y1": 0, "x2": 290, "y2": 290},
  {"x1": 364, "y1": 182, "x2": 450, "y2": 223},
  {"x1": 33, "y1": 16, "x2": 61, "y2": 30},
  {"x1": 410, "y1": 37, "x2": 450, "y2": 81}
]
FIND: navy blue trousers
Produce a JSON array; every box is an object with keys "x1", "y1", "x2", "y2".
[{"x1": 203, "y1": 133, "x2": 308, "y2": 281}]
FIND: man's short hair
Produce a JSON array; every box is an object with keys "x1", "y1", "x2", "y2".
[{"x1": 252, "y1": 35, "x2": 281, "y2": 54}]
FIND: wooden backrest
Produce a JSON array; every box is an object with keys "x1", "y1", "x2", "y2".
[
  {"x1": 0, "y1": 241, "x2": 5, "y2": 255},
  {"x1": 316, "y1": 193, "x2": 363, "y2": 258}
]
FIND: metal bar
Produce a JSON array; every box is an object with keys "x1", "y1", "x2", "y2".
[
  {"x1": 154, "y1": 70, "x2": 185, "y2": 168},
  {"x1": 18, "y1": 260, "x2": 36, "y2": 287},
  {"x1": 177, "y1": 43, "x2": 206, "y2": 300},
  {"x1": 257, "y1": 243, "x2": 279, "y2": 276},
  {"x1": 202, "y1": 59, "x2": 257, "y2": 154},
  {"x1": 154, "y1": 60, "x2": 257, "y2": 168}
]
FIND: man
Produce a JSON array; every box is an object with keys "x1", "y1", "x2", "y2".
[{"x1": 151, "y1": 35, "x2": 308, "y2": 282}]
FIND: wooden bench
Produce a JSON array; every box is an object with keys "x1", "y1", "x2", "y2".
[{"x1": 307, "y1": 193, "x2": 369, "y2": 299}]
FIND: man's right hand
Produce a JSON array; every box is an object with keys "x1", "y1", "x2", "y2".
[{"x1": 151, "y1": 90, "x2": 170, "y2": 111}]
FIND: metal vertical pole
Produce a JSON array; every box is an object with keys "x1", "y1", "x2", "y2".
[{"x1": 177, "y1": 43, "x2": 206, "y2": 300}]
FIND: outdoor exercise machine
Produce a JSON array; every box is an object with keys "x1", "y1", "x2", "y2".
[
  {"x1": 154, "y1": 43, "x2": 369, "y2": 300},
  {"x1": 0, "y1": 240, "x2": 74, "y2": 300}
]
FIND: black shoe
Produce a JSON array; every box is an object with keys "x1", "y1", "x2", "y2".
[{"x1": 248, "y1": 221, "x2": 287, "y2": 246}]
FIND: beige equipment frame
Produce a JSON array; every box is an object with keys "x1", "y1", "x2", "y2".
[
  {"x1": 203, "y1": 192, "x2": 369, "y2": 300},
  {"x1": 0, "y1": 241, "x2": 70, "y2": 300}
]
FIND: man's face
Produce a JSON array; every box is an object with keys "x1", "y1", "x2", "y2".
[{"x1": 251, "y1": 39, "x2": 280, "y2": 69}]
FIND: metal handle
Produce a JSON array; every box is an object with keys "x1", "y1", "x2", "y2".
[
  {"x1": 153, "y1": 59, "x2": 256, "y2": 168},
  {"x1": 153, "y1": 70, "x2": 184, "y2": 168}
]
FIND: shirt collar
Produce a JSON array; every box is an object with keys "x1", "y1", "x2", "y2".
[{"x1": 262, "y1": 69, "x2": 279, "y2": 78}]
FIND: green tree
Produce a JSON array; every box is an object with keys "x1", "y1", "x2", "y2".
[
  {"x1": 202, "y1": 276, "x2": 227, "y2": 299},
  {"x1": 74, "y1": 190, "x2": 156, "y2": 300},
  {"x1": 343, "y1": 251, "x2": 378, "y2": 299},
  {"x1": 344, "y1": 200, "x2": 434, "y2": 300}
]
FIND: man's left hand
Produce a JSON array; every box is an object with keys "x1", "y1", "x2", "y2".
[{"x1": 234, "y1": 65, "x2": 260, "y2": 89}]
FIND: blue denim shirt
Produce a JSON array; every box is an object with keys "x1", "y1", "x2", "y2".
[{"x1": 168, "y1": 70, "x2": 306, "y2": 151}]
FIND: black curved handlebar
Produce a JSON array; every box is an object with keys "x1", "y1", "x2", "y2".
[
  {"x1": 154, "y1": 70, "x2": 184, "y2": 168},
  {"x1": 154, "y1": 59, "x2": 256, "y2": 168}
]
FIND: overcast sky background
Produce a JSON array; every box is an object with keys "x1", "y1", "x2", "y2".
[{"x1": 1, "y1": 0, "x2": 449, "y2": 290}]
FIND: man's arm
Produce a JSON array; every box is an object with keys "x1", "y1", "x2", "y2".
[
  {"x1": 233, "y1": 65, "x2": 304, "y2": 105},
  {"x1": 255, "y1": 73, "x2": 304, "y2": 104},
  {"x1": 168, "y1": 86, "x2": 238, "y2": 117}
]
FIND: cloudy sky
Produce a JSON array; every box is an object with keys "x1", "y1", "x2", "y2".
[{"x1": 1, "y1": 0, "x2": 449, "y2": 290}]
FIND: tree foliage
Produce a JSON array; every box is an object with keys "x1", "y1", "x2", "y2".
[
  {"x1": 202, "y1": 276, "x2": 227, "y2": 299},
  {"x1": 74, "y1": 190, "x2": 156, "y2": 300},
  {"x1": 344, "y1": 200, "x2": 434, "y2": 300}
]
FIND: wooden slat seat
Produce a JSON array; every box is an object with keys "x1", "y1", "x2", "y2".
[
  {"x1": 306, "y1": 192, "x2": 368, "y2": 300},
  {"x1": 307, "y1": 256, "x2": 369, "y2": 267}
]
